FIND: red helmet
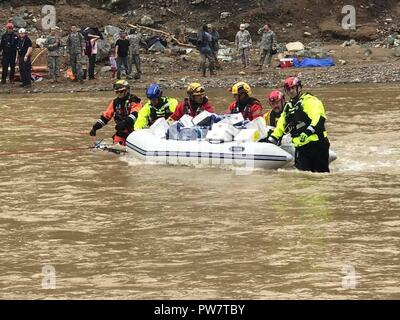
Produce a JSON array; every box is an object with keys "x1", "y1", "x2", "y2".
[
  {"x1": 268, "y1": 90, "x2": 284, "y2": 105},
  {"x1": 5, "y1": 22, "x2": 14, "y2": 29},
  {"x1": 283, "y1": 76, "x2": 301, "y2": 90}
]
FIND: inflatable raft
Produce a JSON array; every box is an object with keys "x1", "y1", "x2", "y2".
[{"x1": 126, "y1": 129, "x2": 294, "y2": 170}]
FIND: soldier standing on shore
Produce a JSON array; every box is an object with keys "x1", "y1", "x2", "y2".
[
  {"x1": 44, "y1": 27, "x2": 62, "y2": 83},
  {"x1": 235, "y1": 24, "x2": 252, "y2": 69},
  {"x1": 128, "y1": 27, "x2": 147, "y2": 80},
  {"x1": 66, "y1": 25, "x2": 85, "y2": 83},
  {"x1": 257, "y1": 23, "x2": 277, "y2": 70}
]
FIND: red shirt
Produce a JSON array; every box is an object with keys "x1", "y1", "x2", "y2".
[
  {"x1": 170, "y1": 98, "x2": 214, "y2": 121},
  {"x1": 225, "y1": 98, "x2": 263, "y2": 121}
]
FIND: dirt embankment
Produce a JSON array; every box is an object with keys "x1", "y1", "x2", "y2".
[{"x1": 0, "y1": 0, "x2": 399, "y2": 95}]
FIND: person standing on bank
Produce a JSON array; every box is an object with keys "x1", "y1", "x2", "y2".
[
  {"x1": 66, "y1": 25, "x2": 85, "y2": 83},
  {"x1": 267, "y1": 77, "x2": 330, "y2": 173},
  {"x1": 128, "y1": 27, "x2": 147, "y2": 80},
  {"x1": 88, "y1": 33, "x2": 100, "y2": 80},
  {"x1": 235, "y1": 24, "x2": 252, "y2": 69},
  {"x1": 197, "y1": 24, "x2": 215, "y2": 77},
  {"x1": 208, "y1": 24, "x2": 222, "y2": 71},
  {"x1": 15, "y1": 28, "x2": 33, "y2": 88},
  {"x1": 0, "y1": 22, "x2": 18, "y2": 84},
  {"x1": 44, "y1": 26, "x2": 62, "y2": 83},
  {"x1": 115, "y1": 30, "x2": 132, "y2": 80},
  {"x1": 257, "y1": 23, "x2": 277, "y2": 70}
]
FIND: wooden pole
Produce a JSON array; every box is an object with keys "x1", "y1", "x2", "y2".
[{"x1": 127, "y1": 23, "x2": 196, "y2": 49}]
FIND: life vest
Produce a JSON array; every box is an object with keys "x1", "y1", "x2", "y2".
[
  {"x1": 148, "y1": 97, "x2": 173, "y2": 125},
  {"x1": 269, "y1": 110, "x2": 281, "y2": 127},
  {"x1": 284, "y1": 93, "x2": 326, "y2": 140},
  {"x1": 183, "y1": 97, "x2": 206, "y2": 117},
  {"x1": 231, "y1": 97, "x2": 261, "y2": 120},
  {"x1": 113, "y1": 94, "x2": 141, "y2": 124}
]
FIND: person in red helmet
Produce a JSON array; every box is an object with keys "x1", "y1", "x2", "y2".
[
  {"x1": 264, "y1": 90, "x2": 285, "y2": 127},
  {"x1": 267, "y1": 76, "x2": 330, "y2": 173},
  {"x1": 0, "y1": 23, "x2": 18, "y2": 84}
]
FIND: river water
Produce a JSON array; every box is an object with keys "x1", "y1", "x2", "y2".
[{"x1": 0, "y1": 84, "x2": 399, "y2": 299}]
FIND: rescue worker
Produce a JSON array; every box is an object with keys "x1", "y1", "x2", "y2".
[
  {"x1": 0, "y1": 22, "x2": 18, "y2": 84},
  {"x1": 89, "y1": 80, "x2": 142, "y2": 145},
  {"x1": 264, "y1": 90, "x2": 285, "y2": 127},
  {"x1": 134, "y1": 83, "x2": 178, "y2": 130},
  {"x1": 169, "y1": 82, "x2": 214, "y2": 121},
  {"x1": 16, "y1": 28, "x2": 33, "y2": 88},
  {"x1": 44, "y1": 27, "x2": 62, "y2": 83},
  {"x1": 225, "y1": 81, "x2": 263, "y2": 121},
  {"x1": 66, "y1": 25, "x2": 85, "y2": 83},
  {"x1": 267, "y1": 76, "x2": 330, "y2": 173},
  {"x1": 235, "y1": 24, "x2": 252, "y2": 69}
]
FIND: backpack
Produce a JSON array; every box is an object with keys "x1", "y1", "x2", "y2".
[{"x1": 84, "y1": 39, "x2": 92, "y2": 56}]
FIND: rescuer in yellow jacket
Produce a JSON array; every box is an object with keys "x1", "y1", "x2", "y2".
[
  {"x1": 267, "y1": 76, "x2": 330, "y2": 172},
  {"x1": 134, "y1": 83, "x2": 178, "y2": 130}
]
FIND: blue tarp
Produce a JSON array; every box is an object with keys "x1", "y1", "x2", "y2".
[{"x1": 292, "y1": 57, "x2": 335, "y2": 68}]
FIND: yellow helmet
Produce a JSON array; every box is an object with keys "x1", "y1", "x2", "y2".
[
  {"x1": 231, "y1": 81, "x2": 252, "y2": 96},
  {"x1": 187, "y1": 82, "x2": 205, "y2": 96},
  {"x1": 113, "y1": 79, "x2": 130, "y2": 92}
]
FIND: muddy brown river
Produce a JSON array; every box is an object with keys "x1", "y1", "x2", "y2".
[{"x1": 0, "y1": 84, "x2": 399, "y2": 299}]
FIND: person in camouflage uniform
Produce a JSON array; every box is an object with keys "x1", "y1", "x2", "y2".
[
  {"x1": 258, "y1": 23, "x2": 277, "y2": 70},
  {"x1": 44, "y1": 27, "x2": 62, "y2": 83},
  {"x1": 128, "y1": 27, "x2": 147, "y2": 80},
  {"x1": 235, "y1": 24, "x2": 252, "y2": 69},
  {"x1": 66, "y1": 25, "x2": 84, "y2": 83}
]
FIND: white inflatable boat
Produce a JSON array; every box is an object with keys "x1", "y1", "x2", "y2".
[
  {"x1": 123, "y1": 113, "x2": 337, "y2": 170},
  {"x1": 126, "y1": 129, "x2": 294, "y2": 170}
]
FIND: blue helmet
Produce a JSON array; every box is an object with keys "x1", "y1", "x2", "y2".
[{"x1": 146, "y1": 83, "x2": 162, "y2": 99}]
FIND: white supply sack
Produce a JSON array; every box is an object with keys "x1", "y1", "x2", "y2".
[
  {"x1": 219, "y1": 113, "x2": 244, "y2": 125},
  {"x1": 245, "y1": 117, "x2": 269, "y2": 140},
  {"x1": 178, "y1": 114, "x2": 194, "y2": 128},
  {"x1": 234, "y1": 128, "x2": 260, "y2": 142},
  {"x1": 206, "y1": 122, "x2": 239, "y2": 143},
  {"x1": 149, "y1": 117, "x2": 170, "y2": 139}
]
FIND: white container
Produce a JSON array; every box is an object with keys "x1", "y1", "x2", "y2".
[
  {"x1": 149, "y1": 118, "x2": 169, "y2": 139},
  {"x1": 192, "y1": 111, "x2": 213, "y2": 126},
  {"x1": 179, "y1": 114, "x2": 194, "y2": 128}
]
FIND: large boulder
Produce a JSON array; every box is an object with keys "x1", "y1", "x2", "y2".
[
  {"x1": 394, "y1": 46, "x2": 400, "y2": 57},
  {"x1": 140, "y1": 15, "x2": 154, "y2": 27},
  {"x1": 286, "y1": 41, "x2": 305, "y2": 51},
  {"x1": 12, "y1": 16, "x2": 27, "y2": 28},
  {"x1": 104, "y1": 25, "x2": 121, "y2": 37},
  {"x1": 96, "y1": 39, "x2": 112, "y2": 61}
]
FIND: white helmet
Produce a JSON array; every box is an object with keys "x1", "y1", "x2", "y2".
[{"x1": 18, "y1": 28, "x2": 26, "y2": 33}]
